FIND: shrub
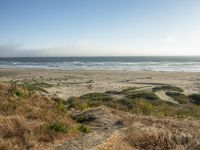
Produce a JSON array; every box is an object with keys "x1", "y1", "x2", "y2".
[
  {"x1": 78, "y1": 125, "x2": 90, "y2": 133},
  {"x1": 45, "y1": 122, "x2": 69, "y2": 133},
  {"x1": 165, "y1": 92, "x2": 189, "y2": 104},
  {"x1": 126, "y1": 92, "x2": 160, "y2": 101},
  {"x1": 18, "y1": 81, "x2": 53, "y2": 93},
  {"x1": 67, "y1": 96, "x2": 89, "y2": 110},
  {"x1": 57, "y1": 102, "x2": 67, "y2": 112},
  {"x1": 132, "y1": 100, "x2": 154, "y2": 115},
  {"x1": 114, "y1": 99, "x2": 133, "y2": 110},
  {"x1": 105, "y1": 90, "x2": 122, "y2": 94},
  {"x1": 8, "y1": 82, "x2": 27, "y2": 98},
  {"x1": 152, "y1": 85, "x2": 183, "y2": 93},
  {"x1": 189, "y1": 94, "x2": 200, "y2": 105}
]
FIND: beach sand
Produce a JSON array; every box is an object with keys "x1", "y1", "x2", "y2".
[{"x1": 0, "y1": 68, "x2": 200, "y2": 99}]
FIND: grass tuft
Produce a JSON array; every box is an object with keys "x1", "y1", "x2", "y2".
[
  {"x1": 166, "y1": 92, "x2": 189, "y2": 104},
  {"x1": 45, "y1": 122, "x2": 69, "y2": 133},
  {"x1": 78, "y1": 125, "x2": 90, "y2": 133},
  {"x1": 152, "y1": 85, "x2": 184, "y2": 93},
  {"x1": 105, "y1": 90, "x2": 122, "y2": 94},
  {"x1": 126, "y1": 91, "x2": 160, "y2": 101},
  {"x1": 18, "y1": 81, "x2": 53, "y2": 93}
]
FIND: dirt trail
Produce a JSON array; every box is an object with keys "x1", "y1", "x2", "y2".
[
  {"x1": 92, "y1": 132, "x2": 134, "y2": 150},
  {"x1": 56, "y1": 107, "x2": 126, "y2": 150}
]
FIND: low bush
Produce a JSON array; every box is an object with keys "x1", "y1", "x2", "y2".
[
  {"x1": 78, "y1": 125, "x2": 90, "y2": 133},
  {"x1": 166, "y1": 92, "x2": 189, "y2": 104},
  {"x1": 18, "y1": 81, "x2": 53, "y2": 93},
  {"x1": 152, "y1": 85, "x2": 183, "y2": 93},
  {"x1": 126, "y1": 91, "x2": 160, "y2": 101},
  {"x1": 131, "y1": 100, "x2": 154, "y2": 115},
  {"x1": 189, "y1": 94, "x2": 200, "y2": 105},
  {"x1": 45, "y1": 122, "x2": 69, "y2": 133},
  {"x1": 115, "y1": 99, "x2": 133, "y2": 110},
  {"x1": 67, "y1": 96, "x2": 90, "y2": 110}
]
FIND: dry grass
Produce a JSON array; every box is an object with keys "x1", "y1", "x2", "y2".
[
  {"x1": 94, "y1": 133, "x2": 134, "y2": 150},
  {"x1": 0, "y1": 82, "x2": 76, "y2": 150},
  {"x1": 91, "y1": 110, "x2": 200, "y2": 150},
  {"x1": 123, "y1": 115, "x2": 200, "y2": 150}
]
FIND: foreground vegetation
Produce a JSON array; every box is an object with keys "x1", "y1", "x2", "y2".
[
  {"x1": 123, "y1": 115, "x2": 200, "y2": 150},
  {"x1": 0, "y1": 82, "x2": 86, "y2": 150},
  {"x1": 67, "y1": 86, "x2": 200, "y2": 118},
  {"x1": 1, "y1": 81, "x2": 200, "y2": 150},
  {"x1": 66, "y1": 85, "x2": 200, "y2": 150}
]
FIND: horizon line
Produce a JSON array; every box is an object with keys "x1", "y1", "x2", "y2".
[{"x1": 1, "y1": 55, "x2": 200, "y2": 58}]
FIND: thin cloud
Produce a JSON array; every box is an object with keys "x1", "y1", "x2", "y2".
[{"x1": 0, "y1": 43, "x2": 47, "y2": 57}]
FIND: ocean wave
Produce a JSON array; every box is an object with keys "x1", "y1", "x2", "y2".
[{"x1": 1, "y1": 58, "x2": 200, "y2": 72}]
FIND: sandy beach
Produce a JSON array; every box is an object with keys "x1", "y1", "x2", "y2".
[{"x1": 0, "y1": 68, "x2": 200, "y2": 99}]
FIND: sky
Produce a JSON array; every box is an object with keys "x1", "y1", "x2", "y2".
[{"x1": 0, "y1": 0, "x2": 200, "y2": 57}]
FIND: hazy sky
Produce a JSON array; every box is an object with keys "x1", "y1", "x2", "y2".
[{"x1": 0, "y1": 0, "x2": 200, "y2": 57}]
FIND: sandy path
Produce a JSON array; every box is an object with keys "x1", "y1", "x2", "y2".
[{"x1": 56, "y1": 107, "x2": 125, "y2": 150}]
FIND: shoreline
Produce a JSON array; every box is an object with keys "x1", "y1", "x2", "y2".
[{"x1": 1, "y1": 67, "x2": 200, "y2": 73}]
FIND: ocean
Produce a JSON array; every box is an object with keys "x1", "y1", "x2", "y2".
[{"x1": 0, "y1": 56, "x2": 200, "y2": 72}]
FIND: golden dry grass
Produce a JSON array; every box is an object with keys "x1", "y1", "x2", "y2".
[
  {"x1": 0, "y1": 82, "x2": 76, "y2": 150},
  {"x1": 94, "y1": 114, "x2": 200, "y2": 150},
  {"x1": 123, "y1": 115, "x2": 200, "y2": 150}
]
